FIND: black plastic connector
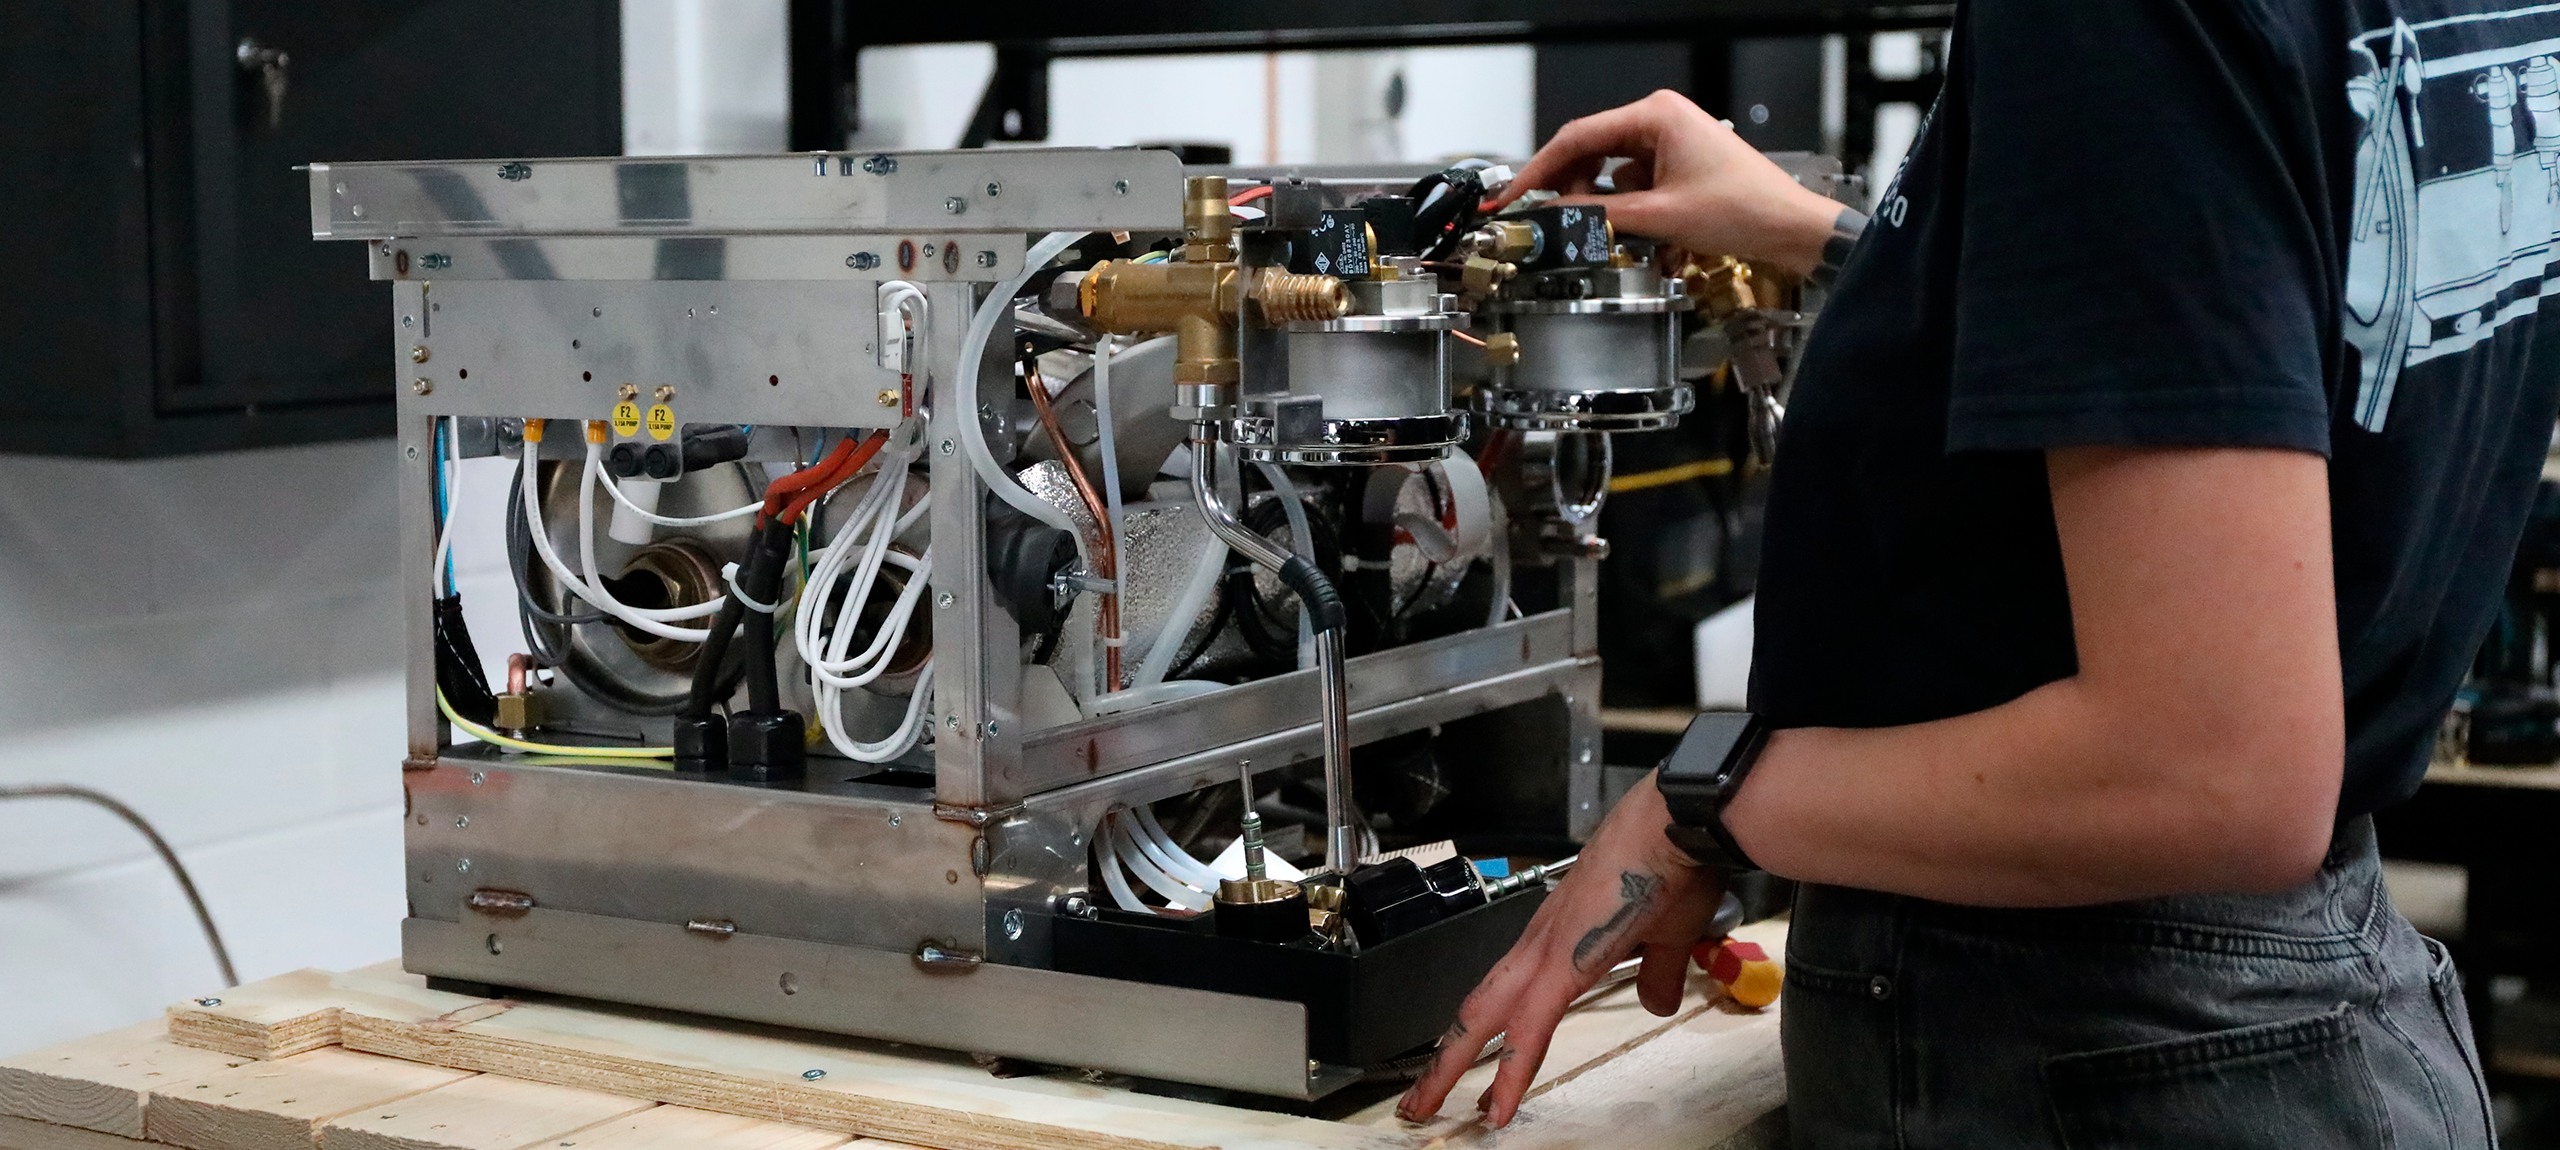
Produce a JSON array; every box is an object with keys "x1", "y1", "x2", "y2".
[
  {"x1": 671, "y1": 714, "x2": 726, "y2": 773},
  {"x1": 725, "y1": 709, "x2": 806, "y2": 783},
  {"x1": 640, "y1": 441, "x2": 682, "y2": 479},
  {"x1": 605, "y1": 441, "x2": 646, "y2": 478}
]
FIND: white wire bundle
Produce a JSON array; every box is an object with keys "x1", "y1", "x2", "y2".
[
  {"x1": 1094, "y1": 806, "x2": 1231, "y2": 914},
  {"x1": 516, "y1": 439, "x2": 730, "y2": 642},
  {"x1": 795, "y1": 424, "x2": 937, "y2": 763},
  {"x1": 599, "y1": 474, "x2": 762, "y2": 527}
]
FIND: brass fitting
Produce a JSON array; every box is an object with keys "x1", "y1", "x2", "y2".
[
  {"x1": 1481, "y1": 331, "x2": 1521, "y2": 368},
  {"x1": 1692, "y1": 255, "x2": 1758, "y2": 319},
  {"x1": 1080, "y1": 258, "x2": 1245, "y2": 385},
  {"x1": 1460, "y1": 255, "x2": 1516, "y2": 295},
  {"x1": 1182, "y1": 175, "x2": 1234, "y2": 263},
  {"x1": 1482, "y1": 220, "x2": 1537, "y2": 262},
  {"x1": 1252, "y1": 268, "x2": 1349, "y2": 324},
  {"x1": 492, "y1": 690, "x2": 544, "y2": 734}
]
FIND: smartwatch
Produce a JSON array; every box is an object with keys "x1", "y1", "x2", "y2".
[
  {"x1": 1655, "y1": 711, "x2": 1771, "y2": 872},
  {"x1": 1809, "y1": 207, "x2": 1869, "y2": 291}
]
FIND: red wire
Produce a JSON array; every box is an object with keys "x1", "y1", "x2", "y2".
[
  {"x1": 757, "y1": 431, "x2": 887, "y2": 527},
  {"x1": 1228, "y1": 185, "x2": 1274, "y2": 206},
  {"x1": 778, "y1": 431, "x2": 889, "y2": 526}
]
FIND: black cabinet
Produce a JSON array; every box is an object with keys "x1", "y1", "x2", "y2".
[{"x1": 0, "y1": 0, "x2": 618, "y2": 457}]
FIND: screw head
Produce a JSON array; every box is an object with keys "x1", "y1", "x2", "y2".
[
  {"x1": 976, "y1": 250, "x2": 999, "y2": 268},
  {"x1": 1002, "y1": 909, "x2": 1025, "y2": 940},
  {"x1": 410, "y1": 345, "x2": 431, "y2": 363},
  {"x1": 937, "y1": 592, "x2": 955, "y2": 609},
  {"x1": 653, "y1": 385, "x2": 675, "y2": 404},
  {"x1": 985, "y1": 180, "x2": 1002, "y2": 197},
  {"x1": 803, "y1": 1069, "x2": 827, "y2": 1080},
  {"x1": 1060, "y1": 894, "x2": 1092, "y2": 917},
  {"x1": 591, "y1": 306, "x2": 603, "y2": 317},
  {"x1": 984, "y1": 720, "x2": 1001, "y2": 737},
  {"x1": 944, "y1": 196, "x2": 967, "y2": 215},
  {"x1": 457, "y1": 858, "x2": 473, "y2": 874},
  {"x1": 1114, "y1": 179, "x2": 1130, "y2": 194},
  {"x1": 404, "y1": 445, "x2": 420, "y2": 460},
  {"x1": 939, "y1": 439, "x2": 956, "y2": 456},
  {"x1": 617, "y1": 383, "x2": 638, "y2": 402},
  {"x1": 411, "y1": 378, "x2": 432, "y2": 395},
  {"x1": 455, "y1": 815, "x2": 469, "y2": 828},
  {"x1": 945, "y1": 715, "x2": 960, "y2": 731},
  {"x1": 196, "y1": 997, "x2": 222, "y2": 1007},
  {"x1": 470, "y1": 772, "x2": 486, "y2": 786},
  {"x1": 887, "y1": 815, "x2": 902, "y2": 827},
  {"x1": 401, "y1": 314, "x2": 414, "y2": 328}
]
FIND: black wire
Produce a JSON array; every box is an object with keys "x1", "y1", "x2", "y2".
[{"x1": 0, "y1": 786, "x2": 238, "y2": 988}]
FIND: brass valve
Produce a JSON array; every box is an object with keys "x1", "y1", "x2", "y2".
[{"x1": 1480, "y1": 331, "x2": 1521, "y2": 368}]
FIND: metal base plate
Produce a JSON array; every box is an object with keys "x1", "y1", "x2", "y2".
[
  {"x1": 1477, "y1": 385, "x2": 1694, "y2": 432},
  {"x1": 1228, "y1": 411, "x2": 1467, "y2": 465}
]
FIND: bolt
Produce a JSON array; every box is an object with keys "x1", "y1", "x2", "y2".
[
  {"x1": 1003, "y1": 909, "x2": 1025, "y2": 940},
  {"x1": 877, "y1": 389, "x2": 899, "y2": 407},
  {"x1": 653, "y1": 385, "x2": 675, "y2": 404},
  {"x1": 944, "y1": 196, "x2": 967, "y2": 215},
  {"x1": 617, "y1": 383, "x2": 638, "y2": 402},
  {"x1": 455, "y1": 815, "x2": 469, "y2": 828},
  {"x1": 803, "y1": 1069, "x2": 827, "y2": 1080},
  {"x1": 939, "y1": 439, "x2": 956, "y2": 456},
  {"x1": 470, "y1": 772, "x2": 486, "y2": 786},
  {"x1": 410, "y1": 345, "x2": 430, "y2": 363},
  {"x1": 457, "y1": 858, "x2": 472, "y2": 874},
  {"x1": 985, "y1": 180, "x2": 1003, "y2": 197},
  {"x1": 196, "y1": 997, "x2": 222, "y2": 1008},
  {"x1": 937, "y1": 592, "x2": 955, "y2": 609},
  {"x1": 411, "y1": 378, "x2": 432, "y2": 395}
]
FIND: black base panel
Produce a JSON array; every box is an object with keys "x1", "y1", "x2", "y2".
[{"x1": 1052, "y1": 887, "x2": 1548, "y2": 1068}]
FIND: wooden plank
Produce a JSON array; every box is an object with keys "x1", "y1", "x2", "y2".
[
  {"x1": 0, "y1": 1022, "x2": 246, "y2": 1138},
  {"x1": 535, "y1": 1106, "x2": 860, "y2": 1150},
  {"x1": 0, "y1": 1112, "x2": 157, "y2": 1150},
  {"x1": 144, "y1": 1046, "x2": 474, "y2": 1150},
  {"x1": 174, "y1": 974, "x2": 1406, "y2": 1150},
  {"x1": 318, "y1": 1074, "x2": 657, "y2": 1150}
]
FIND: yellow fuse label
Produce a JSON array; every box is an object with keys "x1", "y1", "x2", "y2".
[
  {"x1": 646, "y1": 404, "x2": 677, "y2": 441},
  {"x1": 610, "y1": 401, "x2": 642, "y2": 437}
]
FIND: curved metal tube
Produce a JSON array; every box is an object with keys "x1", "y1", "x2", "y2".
[{"x1": 1189, "y1": 428, "x2": 1360, "y2": 874}]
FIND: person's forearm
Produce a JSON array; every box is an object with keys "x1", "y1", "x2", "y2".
[{"x1": 1722, "y1": 675, "x2": 2340, "y2": 907}]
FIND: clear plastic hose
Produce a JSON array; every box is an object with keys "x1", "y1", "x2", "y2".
[{"x1": 955, "y1": 230, "x2": 1086, "y2": 535}]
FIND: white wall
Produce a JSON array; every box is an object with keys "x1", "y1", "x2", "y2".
[{"x1": 0, "y1": 443, "x2": 417, "y2": 1057}]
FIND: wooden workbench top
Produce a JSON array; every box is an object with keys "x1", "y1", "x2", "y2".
[{"x1": 1, "y1": 923, "x2": 1787, "y2": 1150}]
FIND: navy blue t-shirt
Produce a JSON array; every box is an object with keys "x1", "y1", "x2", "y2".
[{"x1": 1750, "y1": 0, "x2": 2560, "y2": 818}]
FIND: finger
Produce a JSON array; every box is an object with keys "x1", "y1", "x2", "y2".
[
  {"x1": 1504, "y1": 93, "x2": 1683, "y2": 202},
  {"x1": 1635, "y1": 942, "x2": 1692, "y2": 1016},
  {"x1": 1611, "y1": 157, "x2": 1656, "y2": 193},
  {"x1": 1550, "y1": 189, "x2": 1684, "y2": 243},
  {"x1": 1482, "y1": 990, "x2": 1574, "y2": 1129},
  {"x1": 1398, "y1": 958, "x2": 1534, "y2": 1120}
]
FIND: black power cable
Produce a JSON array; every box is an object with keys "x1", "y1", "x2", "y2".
[{"x1": 0, "y1": 786, "x2": 238, "y2": 988}]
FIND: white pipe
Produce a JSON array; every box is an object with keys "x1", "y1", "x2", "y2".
[
  {"x1": 1133, "y1": 806, "x2": 1228, "y2": 891},
  {"x1": 573, "y1": 446, "x2": 724, "y2": 639},
  {"x1": 1110, "y1": 815, "x2": 1211, "y2": 910},
  {"x1": 1136, "y1": 519, "x2": 1228, "y2": 688},
  {"x1": 599, "y1": 472, "x2": 761, "y2": 527},
  {"x1": 954, "y1": 230, "x2": 1085, "y2": 535},
  {"x1": 518, "y1": 444, "x2": 726, "y2": 642},
  {"x1": 1095, "y1": 816, "x2": 1151, "y2": 913},
  {"x1": 1255, "y1": 461, "x2": 1318, "y2": 669},
  {"x1": 608, "y1": 477, "x2": 663, "y2": 545}
]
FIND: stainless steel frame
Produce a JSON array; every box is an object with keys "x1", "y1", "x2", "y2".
[{"x1": 336, "y1": 149, "x2": 1607, "y2": 1096}]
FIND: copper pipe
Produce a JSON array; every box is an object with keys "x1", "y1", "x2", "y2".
[
  {"x1": 1022, "y1": 358, "x2": 1123, "y2": 692},
  {"x1": 507, "y1": 652, "x2": 533, "y2": 696}
]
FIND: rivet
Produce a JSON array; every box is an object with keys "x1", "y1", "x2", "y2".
[
  {"x1": 945, "y1": 715, "x2": 959, "y2": 731},
  {"x1": 888, "y1": 814, "x2": 902, "y2": 827},
  {"x1": 411, "y1": 378, "x2": 432, "y2": 395},
  {"x1": 470, "y1": 772, "x2": 486, "y2": 786},
  {"x1": 937, "y1": 592, "x2": 955, "y2": 609},
  {"x1": 1868, "y1": 975, "x2": 1893, "y2": 1000},
  {"x1": 404, "y1": 445, "x2": 419, "y2": 461},
  {"x1": 400, "y1": 314, "x2": 414, "y2": 328},
  {"x1": 939, "y1": 439, "x2": 956, "y2": 455},
  {"x1": 454, "y1": 815, "x2": 469, "y2": 828},
  {"x1": 457, "y1": 858, "x2": 473, "y2": 873},
  {"x1": 1002, "y1": 909, "x2": 1025, "y2": 940},
  {"x1": 984, "y1": 720, "x2": 1001, "y2": 737}
]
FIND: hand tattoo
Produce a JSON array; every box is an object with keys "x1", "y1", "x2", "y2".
[{"x1": 1570, "y1": 871, "x2": 1662, "y2": 972}]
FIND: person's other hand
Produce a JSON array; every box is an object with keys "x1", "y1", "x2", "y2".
[
  {"x1": 1497, "y1": 89, "x2": 1843, "y2": 276},
  {"x1": 1395, "y1": 777, "x2": 1725, "y2": 1128}
]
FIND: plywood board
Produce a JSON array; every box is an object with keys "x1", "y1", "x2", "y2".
[
  {"x1": 0, "y1": 1022, "x2": 245, "y2": 1137},
  {"x1": 317, "y1": 1073, "x2": 655, "y2": 1150},
  {"x1": 0, "y1": 1112, "x2": 156, "y2": 1150},
  {"x1": 535, "y1": 1106, "x2": 860, "y2": 1150},
  {"x1": 143, "y1": 1046, "x2": 473, "y2": 1150}
]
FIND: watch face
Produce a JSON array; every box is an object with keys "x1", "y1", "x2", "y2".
[{"x1": 1668, "y1": 711, "x2": 1759, "y2": 781}]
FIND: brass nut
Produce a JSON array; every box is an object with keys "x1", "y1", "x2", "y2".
[
  {"x1": 410, "y1": 378, "x2": 432, "y2": 395},
  {"x1": 653, "y1": 385, "x2": 675, "y2": 404},
  {"x1": 616, "y1": 382, "x2": 639, "y2": 402},
  {"x1": 409, "y1": 345, "x2": 431, "y2": 363},
  {"x1": 877, "y1": 389, "x2": 900, "y2": 407},
  {"x1": 1487, "y1": 220, "x2": 1537, "y2": 262},
  {"x1": 1460, "y1": 256, "x2": 1515, "y2": 295},
  {"x1": 1482, "y1": 331, "x2": 1522, "y2": 367},
  {"x1": 492, "y1": 691, "x2": 544, "y2": 732}
]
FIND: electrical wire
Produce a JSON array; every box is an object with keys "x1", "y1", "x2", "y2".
[
  {"x1": 0, "y1": 785, "x2": 239, "y2": 988},
  {"x1": 597, "y1": 475, "x2": 762, "y2": 527},
  {"x1": 433, "y1": 416, "x2": 462, "y2": 595},
  {"x1": 438, "y1": 688, "x2": 674, "y2": 759}
]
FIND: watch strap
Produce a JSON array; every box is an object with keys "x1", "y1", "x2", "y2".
[{"x1": 1810, "y1": 207, "x2": 1869, "y2": 291}]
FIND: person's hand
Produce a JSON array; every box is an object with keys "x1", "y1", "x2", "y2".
[
  {"x1": 1496, "y1": 89, "x2": 1844, "y2": 277},
  {"x1": 1395, "y1": 777, "x2": 1726, "y2": 1128}
]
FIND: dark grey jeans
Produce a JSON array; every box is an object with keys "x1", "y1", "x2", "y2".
[{"x1": 1782, "y1": 817, "x2": 2495, "y2": 1148}]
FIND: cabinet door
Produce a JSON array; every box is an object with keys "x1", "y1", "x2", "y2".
[{"x1": 150, "y1": 0, "x2": 620, "y2": 415}]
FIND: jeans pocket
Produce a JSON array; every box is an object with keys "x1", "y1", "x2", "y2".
[{"x1": 2044, "y1": 1005, "x2": 2387, "y2": 1150}]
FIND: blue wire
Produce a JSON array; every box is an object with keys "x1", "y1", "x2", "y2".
[{"x1": 434, "y1": 419, "x2": 456, "y2": 596}]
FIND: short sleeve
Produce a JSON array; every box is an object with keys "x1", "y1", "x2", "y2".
[{"x1": 1943, "y1": 0, "x2": 2333, "y2": 456}]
